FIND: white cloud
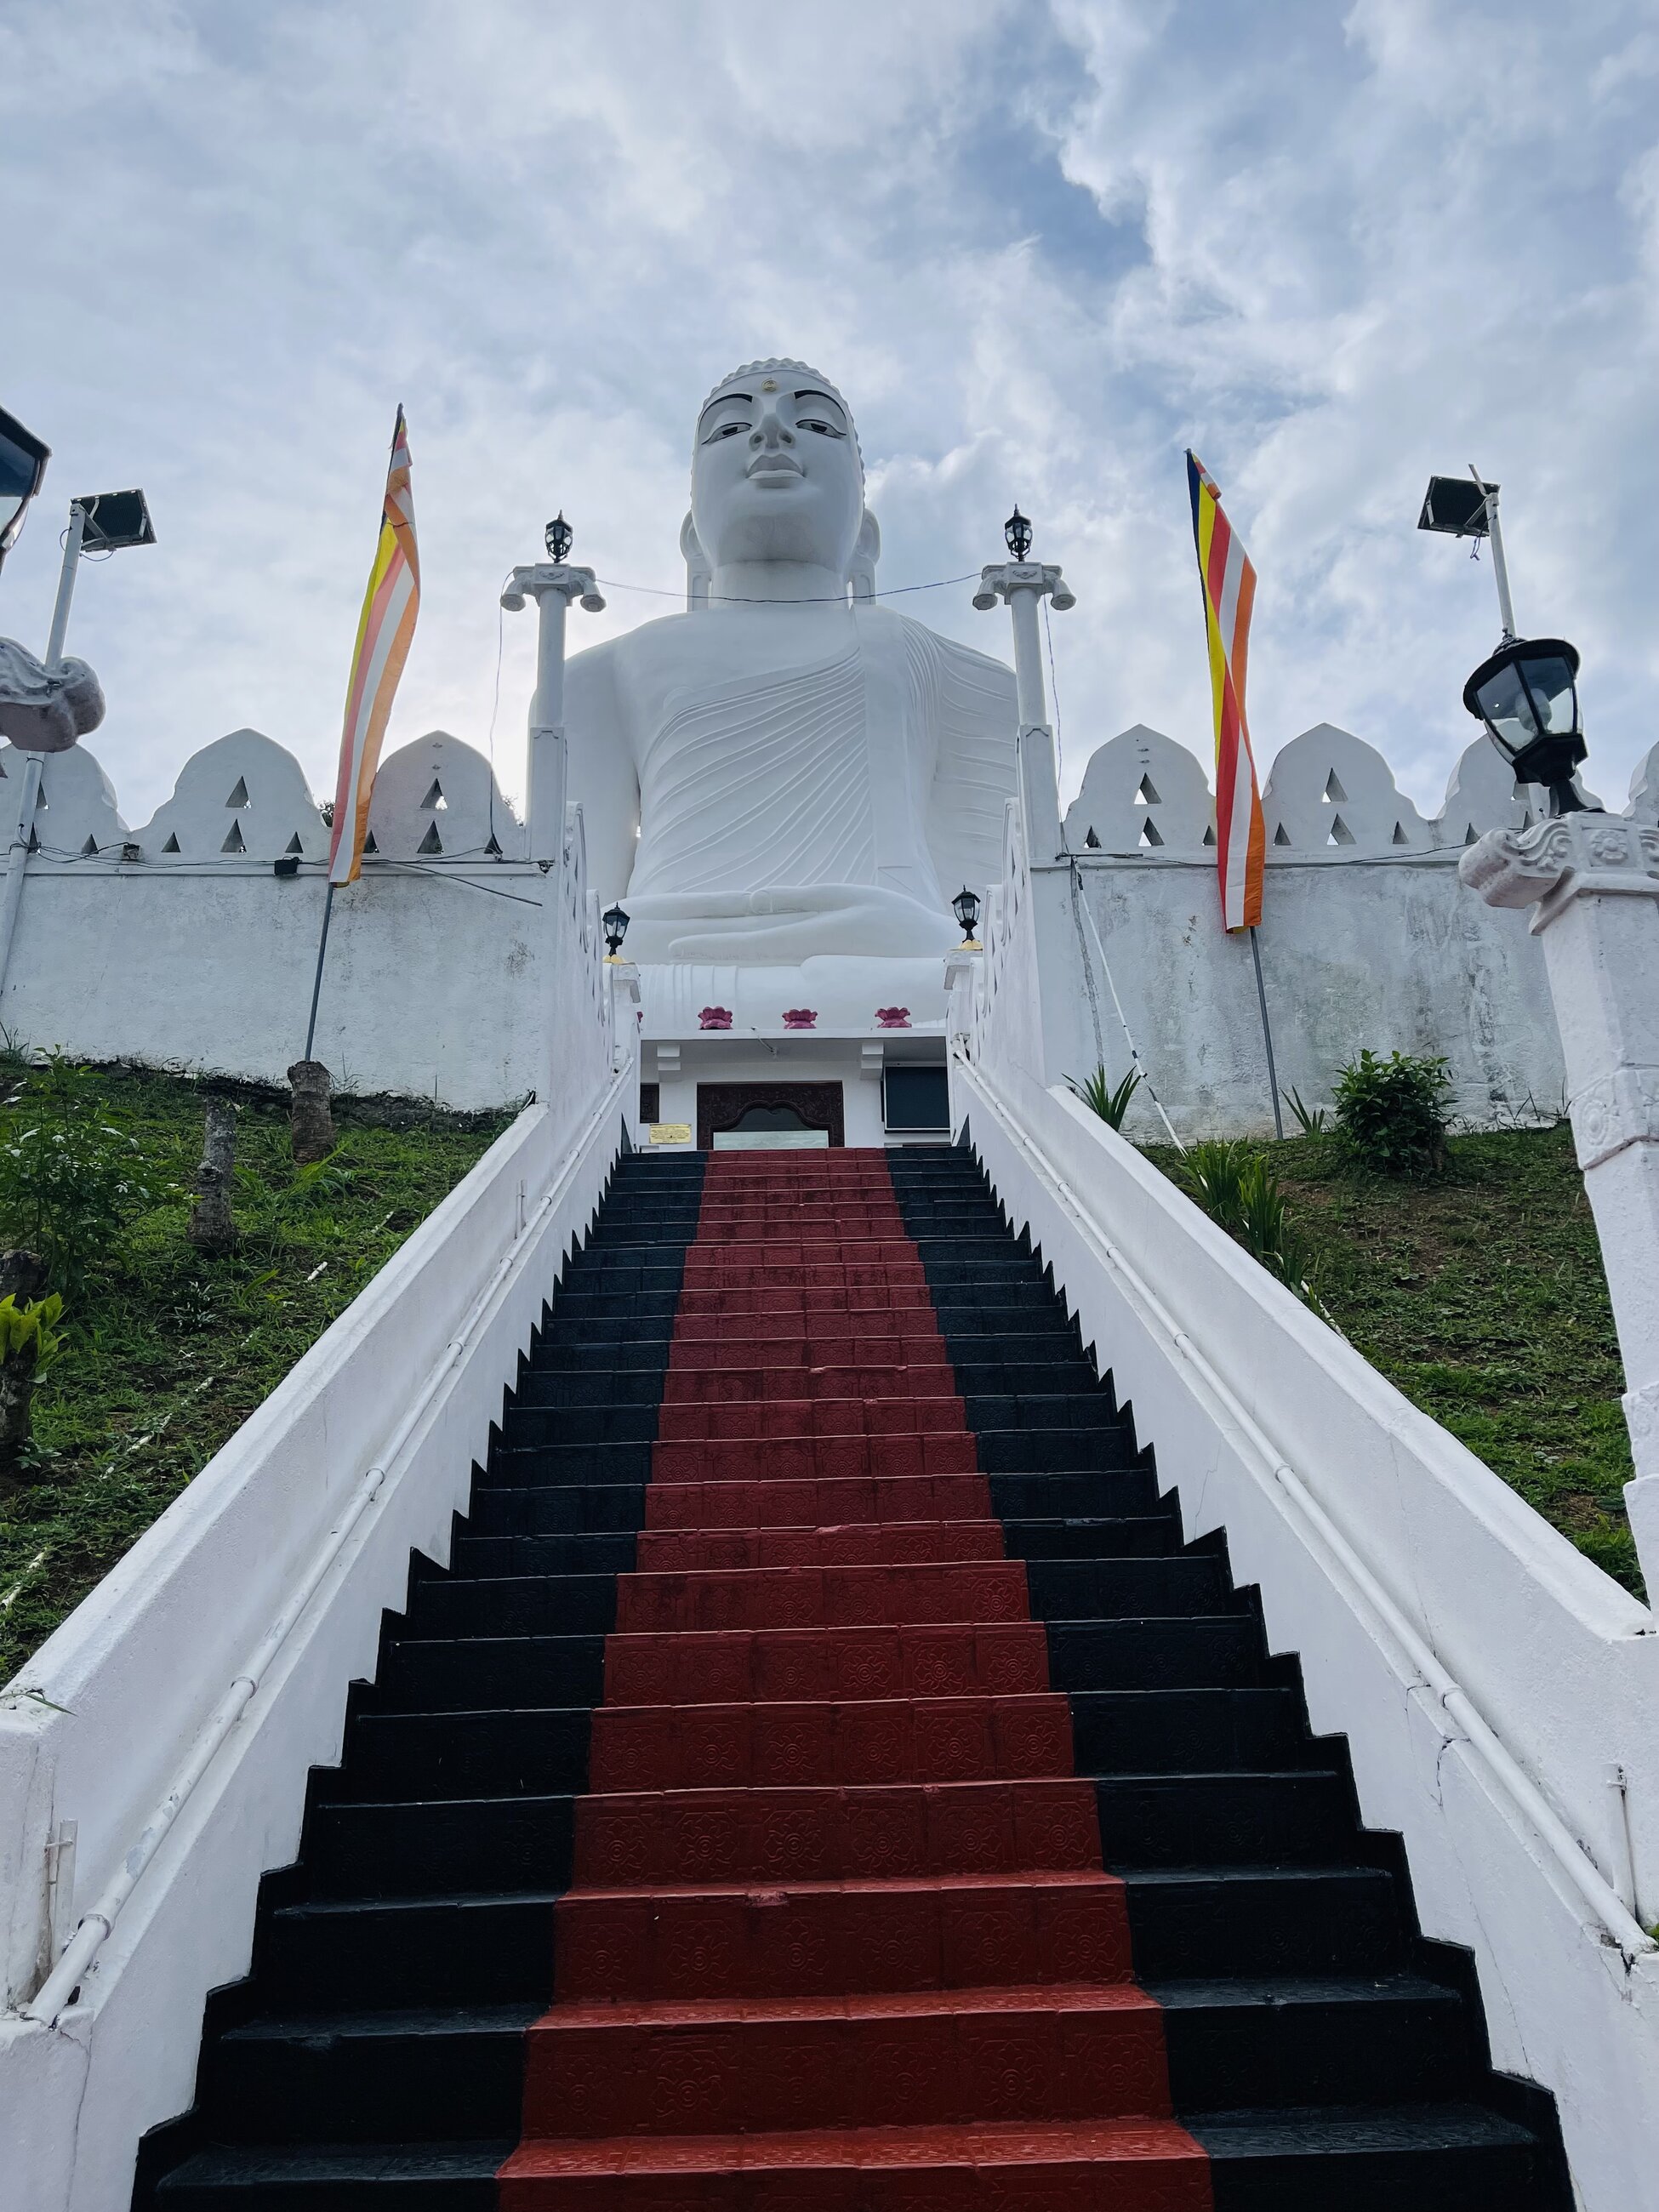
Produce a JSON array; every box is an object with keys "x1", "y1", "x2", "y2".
[{"x1": 1, "y1": 0, "x2": 1654, "y2": 832}]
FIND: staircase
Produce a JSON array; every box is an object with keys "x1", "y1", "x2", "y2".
[{"x1": 137, "y1": 1144, "x2": 1570, "y2": 2209}]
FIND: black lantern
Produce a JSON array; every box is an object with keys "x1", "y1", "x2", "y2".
[
  {"x1": 0, "y1": 405, "x2": 51, "y2": 573},
  {"x1": 601, "y1": 902, "x2": 630, "y2": 958},
  {"x1": 1004, "y1": 506, "x2": 1033, "y2": 562},
  {"x1": 1462, "y1": 636, "x2": 1588, "y2": 816},
  {"x1": 545, "y1": 511, "x2": 573, "y2": 563},
  {"x1": 952, "y1": 885, "x2": 981, "y2": 945}
]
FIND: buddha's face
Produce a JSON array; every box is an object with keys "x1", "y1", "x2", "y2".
[{"x1": 691, "y1": 373, "x2": 864, "y2": 576}]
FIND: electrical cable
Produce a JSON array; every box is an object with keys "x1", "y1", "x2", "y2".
[{"x1": 590, "y1": 569, "x2": 982, "y2": 607}]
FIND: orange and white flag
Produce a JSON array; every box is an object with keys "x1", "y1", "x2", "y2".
[
  {"x1": 1187, "y1": 451, "x2": 1265, "y2": 932},
  {"x1": 328, "y1": 408, "x2": 419, "y2": 884}
]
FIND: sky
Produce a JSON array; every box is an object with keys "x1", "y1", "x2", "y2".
[{"x1": 3, "y1": 0, "x2": 1656, "y2": 829}]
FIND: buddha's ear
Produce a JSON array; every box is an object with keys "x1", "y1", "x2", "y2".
[
  {"x1": 681, "y1": 510, "x2": 711, "y2": 611},
  {"x1": 850, "y1": 507, "x2": 881, "y2": 602}
]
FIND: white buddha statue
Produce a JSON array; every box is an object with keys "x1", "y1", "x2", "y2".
[{"x1": 564, "y1": 360, "x2": 1017, "y2": 1012}]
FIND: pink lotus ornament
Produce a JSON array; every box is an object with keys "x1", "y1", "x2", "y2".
[
  {"x1": 698, "y1": 1005, "x2": 733, "y2": 1031},
  {"x1": 875, "y1": 1006, "x2": 911, "y2": 1029},
  {"x1": 782, "y1": 1007, "x2": 818, "y2": 1031}
]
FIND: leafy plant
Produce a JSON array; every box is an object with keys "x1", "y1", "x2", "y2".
[
  {"x1": 0, "y1": 1292, "x2": 63, "y2": 1375},
  {"x1": 1176, "y1": 1139, "x2": 1316, "y2": 1303},
  {"x1": 0, "y1": 1054, "x2": 154, "y2": 1286},
  {"x1": 1065, "y1": 1064, "x2": 1144, "y2": 1132},
  {"x1": 1282, "y1": 1086, "x2": 1328, "y2": 1136},
  {"x1": 1333, "y1": 1049, "x2": 1453, "y2": 1175},
  {"x1": 0, "y1": 1291, "x2": 65, "y2": 1488}
]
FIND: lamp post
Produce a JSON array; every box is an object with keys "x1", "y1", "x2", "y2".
[
  {"x1": 0, "y1": 484, "x2": 154, "y2": 1012},
  {"x1": 973, "y1": 508, "x2": 1075, "y2": 858},
  {"x1": 501, "y1": 514, "x2": 605, "y2": 863},
  {"x1": 1440, "y1": 487, "x2": 1659, "y2": 1586},
  {"x1": 951, "y1": 886, "x2": 981, "y2": 949},
  {"x1": 601, "y1": 902, "x2": 630, "y2": 961}
]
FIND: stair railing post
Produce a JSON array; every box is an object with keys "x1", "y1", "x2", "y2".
[{"x1": 1462, "y1": 812, "x2": 1659, "y2": 1593}]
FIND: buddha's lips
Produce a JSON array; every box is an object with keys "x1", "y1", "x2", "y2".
[{"x1": 745, "y1": 453, "x2": 803, "y2": 480}]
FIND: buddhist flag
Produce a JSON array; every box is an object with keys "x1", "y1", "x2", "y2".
[
  {"x1": 1186, "y1": 451, "x2": 1265, "y2": 932},
  {"x1": 328, "y1": 408, "x2": 419, "y2": 885}
]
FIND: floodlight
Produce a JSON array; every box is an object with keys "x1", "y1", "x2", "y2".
[
  {"x1": 76, "y1": 489, "x2": 157, "y2": 552},
  {"x1": 1417, "y1": 476, "x2": 1497, "y2": 538},
  {"x1": 0, "y1": 406, "x2": 51, "y2": 570}
]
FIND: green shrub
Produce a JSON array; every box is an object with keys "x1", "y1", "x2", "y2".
[
  {"x1": 1176, "y1": 1139, "x2": 1316, "y2": 1303},
  {"x1": 0, "y1": 1054, "x2": 154, "y2": 1286},
  {"x1": 1332, "y1": 1049, "x2": 1452, "y2": 1175},
  {"x1": 1064, "y1": 1064, "x2": 1143, "y2": 1131}
]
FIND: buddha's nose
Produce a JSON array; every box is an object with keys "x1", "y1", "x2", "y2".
[{"x1": 751, "y1": 404, "x2": 794, "y2": 451}]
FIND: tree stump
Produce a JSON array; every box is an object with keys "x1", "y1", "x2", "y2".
[
  {"x1": 0, "y1": 1250, "x2": 49, "y2": 1304},
  {"x1": 288, "y1": 1060, "x2": 336, "y2": 1165},
  {"x1": 188, "y1": 1098, "x2": 238, "y2": 1254}
]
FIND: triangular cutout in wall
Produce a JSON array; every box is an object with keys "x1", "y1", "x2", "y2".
[
  {"x1": 222, "y1": 820, "x2": 246, "y2": 852},
  {"x1": 285, "y1": 832, "x2": 305, "y2": 854},
  {"x1": 26, "y1": 829, "x2": 39, "y2": 852},
  {"x1": 1463, "y1": 824, "x2": 1478, "y2": 845},
  {"x1": 1392, "y1": 822, "x2": 1410, "y2": 846},
  {"x1": 1323, "y1": 770, "x2": 1348, "y2": 805},
  {"x1": 162, "y1": 833, "x2": 180, "y2": 852},
  {"x1": 1139, "y1": 817, "x2": 1164, "y2": 847},
  {"x1": 1084, "y1": 827, "x2": 1101, "y2": 850},
  {"x1": 419, "y1": 778, "x2": 446, "y2": 811},
  {"x1": 1136, "y1": 775, "x2": 1161, "y2": 805},
  {"x1": 1203, "y1": 825, "x2": 1216, "y2": 847},
  {"x1": 417, "y1": 820, "x2": 442, "y2": 854},
  {"x1": 1273, "y1": 824, "x2": 1292, "y2": 847},
  {"x1": 81, "y1": 835, "x2": 100, "y2": 856},
  {"x1": 1327, "y1": 814, "x2": 1356, "y2": 846},
  {"x1": 225, "y1": 778, "x2": 250, "y2": 807},
  {"x1": 363, "y1": 830, "x2": 379, "y2": 854}
]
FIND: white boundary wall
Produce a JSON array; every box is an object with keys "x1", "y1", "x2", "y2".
[
  {"x1": 12, "y1": 717, "x2": 1659, "y2": 1119},
  {"x1": 950, "y1": 797, "x2": 1659, "y2": 2212},
  {"x1": 0, "y1": 848, "x2": 634, "y2": 2209}
]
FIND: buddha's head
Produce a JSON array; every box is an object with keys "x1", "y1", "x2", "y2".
[{"x1": 688, "y1": 358, "x2": 875, "y2": 591}]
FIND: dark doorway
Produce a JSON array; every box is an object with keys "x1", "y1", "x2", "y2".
[{"x1": 696, "y1": 1081, "x2": 845, "y2": 1151}]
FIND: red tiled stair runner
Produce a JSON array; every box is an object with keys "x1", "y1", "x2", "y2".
[{"x1": 499, "y1": 1151, "x2": 1212, "y2": 2209}]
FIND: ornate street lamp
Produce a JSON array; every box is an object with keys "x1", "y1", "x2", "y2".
[
  {"x1": 951, "y1": 885, "x2": 981, "y2": 947},
  {"x1": 0, "y1": 406, "x2": 50, "y2": 576},
  {"x1": 601, "y1": 902, "x2": 630, "y2": 959},
  {"x1": 1462, "y1": 637, "x2": 1588, "y2": 816},
  {"x1": 1003, "y1": 506, "x2": 1032, "y2": 562},
  {"x1": 545, "y1": 511, "x2": 573, "y2": 564}
]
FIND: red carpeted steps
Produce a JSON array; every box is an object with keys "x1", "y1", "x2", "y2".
[{"x1": 499, "y1": 1151, "x2": 1209, "y2": 2209}]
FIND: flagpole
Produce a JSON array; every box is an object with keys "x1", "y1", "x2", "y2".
[
  {"x1": 1248, "y1": 924, "x2": 1284, "y2": 1139},
  {"x1": 302, "y1": 880, "x2": 337, "y2": 1062}
]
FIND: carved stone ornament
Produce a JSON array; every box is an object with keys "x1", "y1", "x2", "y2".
[
  {"x1": 1458, "y1": 812, "x2": 1659, "y2": 920},
  {"x1": 972, "y1": 562, "x2": 1076, "y2": 611},
  {"x1": 1566, "y1": 1065, "x2": 1659, "y2": 1172},
  {"x1": 0, "y1": 639, "x2": 105, "y2": 752},
  {"x1": 499, "y1": 562, "x2": 605, "y2": 615}
]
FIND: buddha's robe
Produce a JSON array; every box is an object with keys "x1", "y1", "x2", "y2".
[{"x1": 564, "y1": 600, "x2": 1018, "y2": 965}]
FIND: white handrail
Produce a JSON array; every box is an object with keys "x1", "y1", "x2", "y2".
[
  {"x1": 958, "y1": 1051, "x2": 1656, "y2": 1966},
  {"x1": 23, "y1": 1069, "x2": 629, "y2": 2026}
]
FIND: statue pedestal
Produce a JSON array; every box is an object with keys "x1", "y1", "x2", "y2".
[{"x1": 637, "y1": 955, "x2": 946, "y2": 1041}]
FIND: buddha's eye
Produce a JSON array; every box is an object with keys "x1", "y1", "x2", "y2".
[
  {"x1": 705, "y1": 420, "x2": 749, "y2": 442},
  {"x1": 800, "y1": 418, "x2": 844, "y2": 438}
]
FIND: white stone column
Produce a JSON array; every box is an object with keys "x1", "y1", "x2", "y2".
[
  {"x1": 1462, "y1": 812, "x2": 1659, "y2": 1585},
  {"x1": 973, "y1": 561, "x2": 1075, "y2": 859},
  {"x1": 500, "y1": 563, "x2": 605, "y2": 863}
]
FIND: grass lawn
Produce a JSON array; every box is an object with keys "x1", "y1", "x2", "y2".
[
  {"x1": 0, "y1": 1065, "x2": 510, "y2": 1684},
  {"x1": 1148, "y1": 1126, "x2": 1641, "y2": 1599}
]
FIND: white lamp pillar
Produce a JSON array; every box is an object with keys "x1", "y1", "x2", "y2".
[
  {"x1": 973, "y1": 558, "x2": 1075, "y2": 858},
  {"x1": 500, "y1": 562, "x2": 605, "y2": 863},
  {"x1": 1462, "y1": 812, "x2": 1659, "y2": 1588}
]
